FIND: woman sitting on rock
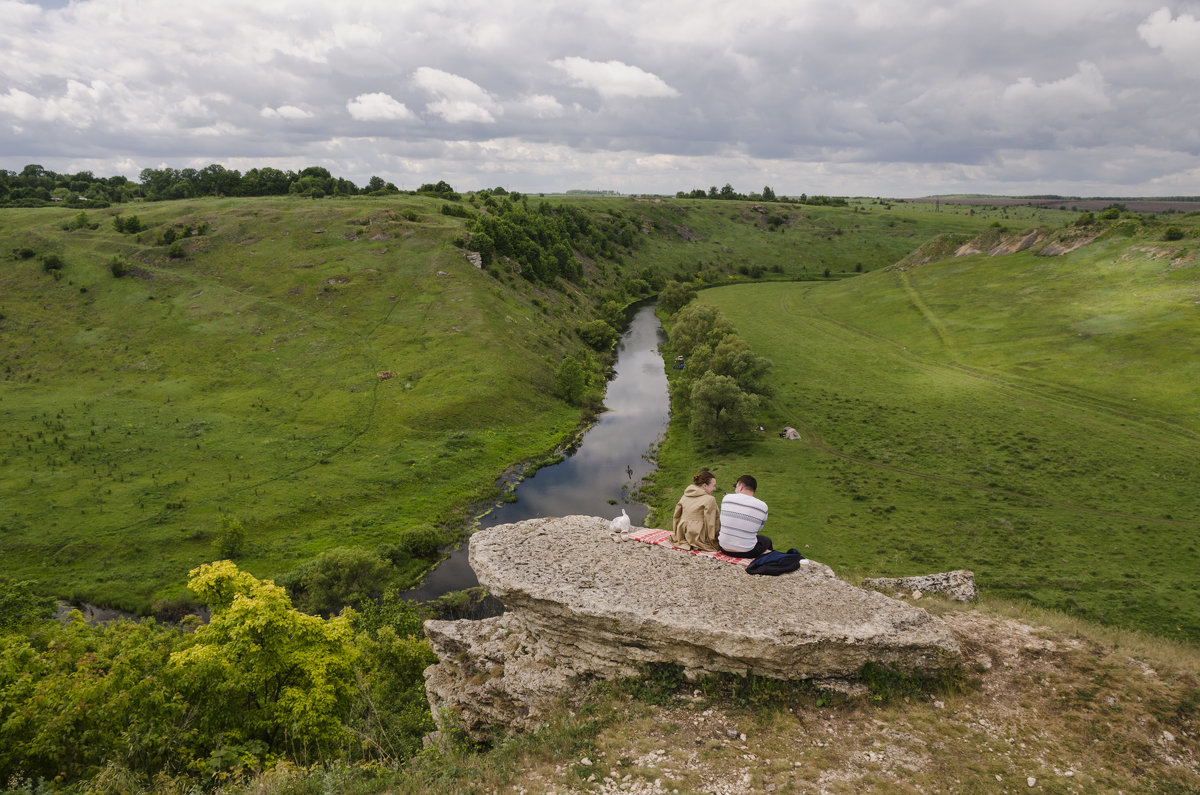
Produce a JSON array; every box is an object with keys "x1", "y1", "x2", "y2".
[{"x1": 670, "y1": 470, "x2": 720, "y2": 552}]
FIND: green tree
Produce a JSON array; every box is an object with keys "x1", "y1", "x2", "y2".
[
  {"x1": 762, "y1": 185, "x2": 777, "y2": 201},
  {"x1": 689, "y1": 372, "x2": 759, "y2": 446},
  {"x1": 554, "y1": 356, "x2": 587, "y2": 405},
  {"x1": 213, "y1": 514, "x2": 245, "y2": 559},
  {"x1": 278, "y1": 547, "x2": 392, "y2": 615},
  {"x1": 708, "y1": 335, "x2": 773, "y2": 396},
  {"x1": 171, "y1": 561, "x2": 360, "y2": 764},
  {"x1": 667, "y1": 303, "x2": 736, "y2": 357},
  {"x1": 579, "y1": 319, "x2": 618, "y2": 351},
  {"x1": 657, "y1": 280, "x2": 696, "y2": 316}
]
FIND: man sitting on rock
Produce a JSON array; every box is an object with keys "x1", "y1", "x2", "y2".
[{"x1": 717, "y1": 474, "x2": 773, "y2": 559}]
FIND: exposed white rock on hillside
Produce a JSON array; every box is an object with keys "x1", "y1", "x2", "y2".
[{"x1": 424, "y1": 515, "x2": 961, "y2": 739}]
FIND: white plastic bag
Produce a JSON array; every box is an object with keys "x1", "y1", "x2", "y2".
[{"x1": 609, "y1": 508, "x2": 631, "y2": 535}]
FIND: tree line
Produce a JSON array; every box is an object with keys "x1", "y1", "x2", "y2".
[
  {"x1": 674, "y1": 183, "x2": 848, "y2": 207},
  {"x1": 0, "y1": 163, "x2": 454, "y2": 208}
]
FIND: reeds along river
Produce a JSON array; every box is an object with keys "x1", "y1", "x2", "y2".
[{"x1": 402, "y1": 302, "x2": 671, "y2": 604}]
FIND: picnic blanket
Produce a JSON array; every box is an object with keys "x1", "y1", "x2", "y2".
[{"x1": 622, "y1": 527, "x2": 751, "y2": 567}]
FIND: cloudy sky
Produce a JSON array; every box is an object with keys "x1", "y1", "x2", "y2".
[{"x1": 2, "y1": 0, "x2": 1199, "y2": 197}]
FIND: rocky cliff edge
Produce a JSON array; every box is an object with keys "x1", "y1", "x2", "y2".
[{"x1": 423, "y1": 515, "x2": 961, "y2": 739}]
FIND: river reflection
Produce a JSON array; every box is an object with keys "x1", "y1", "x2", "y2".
[{"x1": 402, "y1": 303, "x2": 670, "y2": 602}]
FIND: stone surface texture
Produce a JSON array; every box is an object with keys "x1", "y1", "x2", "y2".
[
  {"x1": 861, "y1": 570, "x2": 979, "y2": 602},
  {"x1": 423, "y1": 515, "x2": 962, "y2": 739}
]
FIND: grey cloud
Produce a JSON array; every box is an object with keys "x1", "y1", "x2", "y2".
[{"x1": 0, "y1": 0, "x2": 1197, "y2": 196}]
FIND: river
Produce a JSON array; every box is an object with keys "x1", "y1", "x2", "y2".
[{"x1": 401, "y1": 303, "x2": 671, "y2": 603}]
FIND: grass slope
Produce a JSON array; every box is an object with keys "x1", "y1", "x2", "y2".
[
  {"x1": 650, "y1": 224, "x2": 1200, "y2": 641},
  {"x1": 0, "y1": 197, "x2": 588, "y2": 611},
  {"x1": 1, "y1": 195, "x2": 995, "y2": 612}
]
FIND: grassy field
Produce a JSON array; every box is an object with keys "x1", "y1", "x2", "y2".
[
  {"x1": 2, "y1": 194, "x2": 999, "y2": 612},
  {"x1": 649, "y1": 219, "x2": 1200, "y2": 641},
  {"x1": 0, "y1": 196, "x2": 594, "y2": 611}
]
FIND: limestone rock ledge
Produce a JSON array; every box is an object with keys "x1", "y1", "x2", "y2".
[{"x1": 423, "y1": 515, "x2": 961, "y2": 739}]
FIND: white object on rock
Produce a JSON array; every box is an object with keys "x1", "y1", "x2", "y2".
[{"x1": 609, "y1": 509, "x2": 631, "y2": 534}]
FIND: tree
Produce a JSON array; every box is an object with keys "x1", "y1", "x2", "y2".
[
  {"x1": 708, "y1": 335, "x2": 773, "y2": 396},
  {"x1": 213, "y1": 514, "x2": 245, "y2": 558},
  {"x1": 277, "y1": 547, "x2": 392, "y2": 615},
  {"x1": 658, "y1": 280, "x2": 696, "y2": 316},
  {"x1": 579, "y1": 319, "x2": 618, "y2": 351},
  {"x1": 762, "y1": 185, "x2": 777, "y2": 201},
  {"x1": 554, "y1": 356, "x2": 587, "y2": 405},
  {"x1": 667, "y1": 303, "x2": 735, "y2": 357},
  {"x1": 171, "y1": 561, "x2": 359, "y2": 761},
  {"x1": 689, "y1": 372, "x2": 759, "y2": 445}
]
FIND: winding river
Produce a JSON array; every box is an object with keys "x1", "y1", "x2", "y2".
[{"x1": 402, "y1": 303, "x2": 671, "y2": 602}]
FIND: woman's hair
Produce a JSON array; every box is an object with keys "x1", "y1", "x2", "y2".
[{"x1": 692, "y1": 470, "x2": 715, "y2": 486}]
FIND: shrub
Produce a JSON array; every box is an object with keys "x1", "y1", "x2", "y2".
[
  {"x1": 108, "y1": 256, "x2": 127, "y2": 277},
  {"x1": 279, "y1": 546, "x2": 393, "y2": 615},
  {"x1": 393, "y1": 524, "x2": 445, "y2": 559},
  {"x1": 213, "y1": 514, "x2": 245, "y2": 559},
  {"x1": 0, "y1": 576, "x2": 55, "y2": 630},
  {"x1": 1164, "y1": 226, "x2": 1185, "y2": 241},
  {"x1": 167, "y1": 241, "x2": 186, "y2": 259},
  {"x1": 40, "y1": 253, "x2": 64, "y2": 272}
]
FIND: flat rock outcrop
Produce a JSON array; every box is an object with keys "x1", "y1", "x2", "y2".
[
  {"x1": 423, "y1": 515, "x2": 961, "y2": 739},
  {"x1": 862, "y1": 570, "x2": 979, "y2": 602}
]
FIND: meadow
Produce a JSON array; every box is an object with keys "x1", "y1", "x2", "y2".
[
  {"x1": 1, "y1": 193, "x2": 1004, "y2": 613},
  {"x1": 0, "y1": 196, "x2": 593, "y2": 611},
  {"x1": 648, "y1": 216, "x2": 1200, "y2": 641}
]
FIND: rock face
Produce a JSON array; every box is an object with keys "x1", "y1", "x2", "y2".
[
  {"x1": 423, "y1": 516, "x2": 962, "y2": 739},
  {"x1": 861, "y1": 570, "x2": 979, "y2": 602}
]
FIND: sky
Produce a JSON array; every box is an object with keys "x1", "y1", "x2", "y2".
[{"x1": 2, "y1": 0, "x2": 1199, "y2": 197}]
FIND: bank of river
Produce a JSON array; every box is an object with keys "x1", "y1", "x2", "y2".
[{"x1": 402, "y1": 303, "x2": 671, "y2": 603}]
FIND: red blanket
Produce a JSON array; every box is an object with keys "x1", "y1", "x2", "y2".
[{"x1": 626, "y1": 527, "x2": 751, "y2": 566}]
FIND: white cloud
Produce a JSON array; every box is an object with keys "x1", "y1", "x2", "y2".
[
  {"x1": 1001, "y1": 61, "x2": 1113, "y2": 118},
  {"x1": 346, "y1": 92, "x2": 415, "y2": 121},
  {"x1": 515, "y1": 93, "x2": 565, "y2": 119},
  {"x1": 551, "y1": 57, "x2": 679, "y2": 99},
  {"x1": 413, "y1": 66, "x2": 499, "y2": 123},
  {"x1": 1139, "y1": 7, "x2": 1200, "y2": 73},
  {"x1": 261, "y1": 104, "x2": 313, "y2": 120}
]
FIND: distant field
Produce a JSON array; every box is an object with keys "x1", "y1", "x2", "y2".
[
  {"x1": 650, "y1": 223, "x2": 1200, "y2": 641},
  {"x1": 907, "y1": 196, "x2": 1200, "y2": 214}
]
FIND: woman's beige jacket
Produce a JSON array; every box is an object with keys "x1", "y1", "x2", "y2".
[{"x1": 670, "y1": 484, "x2": 720, "y2": 552}]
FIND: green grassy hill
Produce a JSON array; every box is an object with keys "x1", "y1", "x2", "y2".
[
  {"x1": 0, "y1": 196, "x2": 598, "y2": 611},
  {"x1": 1, "y1": 194, "x2": 989, "y2": 612},
  {"x1": 649, "y1": 217, "x2": 1200, "y2": 641}
]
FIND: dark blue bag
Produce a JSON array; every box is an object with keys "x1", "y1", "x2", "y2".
[{"x1": 745, "y1": 548, "x2": 805, "y2": 576}]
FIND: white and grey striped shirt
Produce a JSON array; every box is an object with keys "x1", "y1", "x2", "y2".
[{"x1": 718, "y1": 492, "x2": 768, "y2": 552}]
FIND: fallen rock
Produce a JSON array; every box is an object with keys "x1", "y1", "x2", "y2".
[
  {"x1": 424, "y1": 516, "x2": 962, "y2": 739},
  {"x1": 861, "y1": 570, "x2": 978, "y2": 602}
]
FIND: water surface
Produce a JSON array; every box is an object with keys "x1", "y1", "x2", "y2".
[{"x1": 403, "y1": 303, "x2": 670, "y2": 601}]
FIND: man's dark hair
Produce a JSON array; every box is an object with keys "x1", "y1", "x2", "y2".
[{"x1": 736, "y1": 475, "x2": 757, "y2": 492}]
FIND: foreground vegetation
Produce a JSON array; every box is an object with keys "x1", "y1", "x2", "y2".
[
  {"x1": 8, "y1": 590, "x2": 1194, "y2": 793},
  {"x1": 649, "y1": 213, "x2": 1200, "y2": 642}
]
